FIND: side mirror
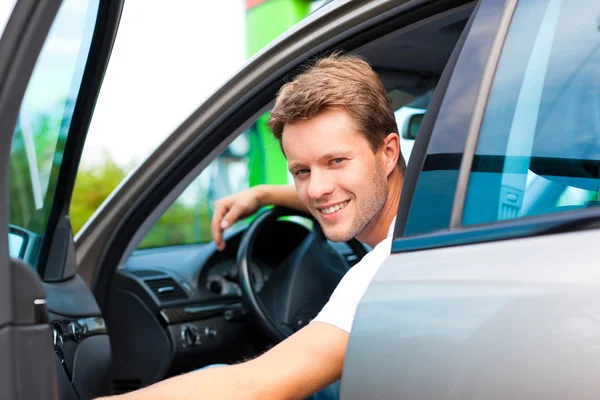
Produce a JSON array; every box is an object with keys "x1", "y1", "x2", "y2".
[
  {"x1": 401, "y1": 112, "x2": 425, "y2": 140},
  {"x1": 8, "y1": 228, "x2": 28, "y2": 258}
]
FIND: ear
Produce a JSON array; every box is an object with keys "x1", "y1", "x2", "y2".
[{"x1": 381, "y1": 133, "x2": 400, "y2": 176}]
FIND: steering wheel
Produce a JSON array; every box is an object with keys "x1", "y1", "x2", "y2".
[{"x1": 237, "y1": 207, "x2": 368, "y2": 343}]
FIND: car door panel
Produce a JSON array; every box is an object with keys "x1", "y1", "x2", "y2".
[
  {"x1": 348, "y1": 228, "x2": 600, "y2": 399},
  {"x1": 0, "y1": 0, "x2": 65, "y2": 399},
  {"x1": 348, "y1": 0, "x2": 600, "y2": 398},
  {"x1": 9, "y1": 258, "x2": 56, "y2": 399}
]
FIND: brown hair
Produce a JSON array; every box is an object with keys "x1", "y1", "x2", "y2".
[{"x1": 267, "y1": 52, "x2": 406, "y2": 173}]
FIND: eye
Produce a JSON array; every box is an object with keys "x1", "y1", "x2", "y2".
[
  {"x1": 294, "y1": 168, "x2": 310, "y2": 177},
  {"x1": 331, "y1": 158, "x2": 345, "y2": 165}
]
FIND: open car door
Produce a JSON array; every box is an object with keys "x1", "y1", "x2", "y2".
[{"x1": 0, "y1": 0, "x2": 123, "y2": 398}]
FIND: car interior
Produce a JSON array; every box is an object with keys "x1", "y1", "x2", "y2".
[{"x1": 98, "y1": 3, "x2": 476, "y2": 395}]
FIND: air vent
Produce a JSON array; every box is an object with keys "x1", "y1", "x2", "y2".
[
  {"x1": 130, "y1": 269, "x2": 164, "y2": 278},
  {"x1": 145, "y1": 278, "x2": 188, "y2": 302},
  {"x1": 112, "y1": 379, "x2": 141, "y2": 394}
]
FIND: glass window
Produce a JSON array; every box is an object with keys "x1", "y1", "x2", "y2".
[
  {"x1": 138, "y1": 113, "x2": 282, "y2": 250},
  {"x1": 8, "y1": 0, "x2": 99, "y2": 266},
  {"x1": 463, "y1": 0, "x2": 600, "y2": 226},
  {"x1": 394, "y1": 89, "x2": 433, "y2": 163},
  {"x1": 71, "y1": 2, "x2": 247, "y2": 236}
]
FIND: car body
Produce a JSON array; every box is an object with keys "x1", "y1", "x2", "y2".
[{"x1": 1, "y1": 0, "x2": 599, "y2": 399}]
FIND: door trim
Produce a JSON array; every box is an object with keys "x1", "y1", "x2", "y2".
[
  {"x1": 449, "y1": 0, "x2": 518, "y2": 228},
  {"x1": 0, "y1": 1, "x2": 64, "y2": 399},
  {"x1": 39, "y1": 0, "x2": 125, "y2": 281}
]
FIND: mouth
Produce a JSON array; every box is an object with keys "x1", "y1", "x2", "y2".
[{"x1": 317, "y1": 200, "x2": 350, "y2": 217}]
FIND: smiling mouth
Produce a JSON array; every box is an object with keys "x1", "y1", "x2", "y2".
[{"x1": 318, "y1": 200, "x2": 350, "y2": 215}]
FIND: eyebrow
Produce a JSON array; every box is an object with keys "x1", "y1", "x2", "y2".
[
  {"x1": 288, "y1": 162, "x2": 306, "y2": 172},
  {"x1": 317, "y1": 151, "x2": 353, "y2": 162},
  {"x1": 288, "y1": 150, "x2": 353, "y2": 172}
]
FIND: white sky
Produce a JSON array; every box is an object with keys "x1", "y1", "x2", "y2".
[
  {"x1": 1, "y1": 1, "x2": 328, "y2": 170},
  {"x1": 84, "y1": 0, "x2": 247, "y2": 167},
  {"x1": 0, "y1": 1, "x2": 16, "y2": 39}
]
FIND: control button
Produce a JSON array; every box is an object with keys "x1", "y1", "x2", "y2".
[
  {"x1": 67, "y1": 322, "x2": 84, "y2": 342},
  {"x1": 180, "y1": 325, "x2": 201, "y2": 348},
  {"x1": 224, "y1": 307, "x2": 249, "y2": 322},
  {"x1": 204, "y1": 327, "x2": 217, "y2": 337}
]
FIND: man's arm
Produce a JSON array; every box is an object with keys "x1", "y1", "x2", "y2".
[
  {"x1": 211, "y1": 184, "x2": 307, "y2": 250},
  {"x1": 96, "y1": 322, "x2": 347, "y2": 400}
]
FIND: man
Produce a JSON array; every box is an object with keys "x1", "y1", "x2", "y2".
[{"x1": 98, "y1": 52, "x2": 405, "y2": 400}]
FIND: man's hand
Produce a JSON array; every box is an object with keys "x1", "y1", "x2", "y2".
[
  {"x1": 94, "y1": 322, "x2": 348, "y2": 400},
  {"x1": 211, "y1": 184, "x2": 307, "y2": 251},
  {"x1": 211, "y1": 186, "x2": 264, "y2": 251}
]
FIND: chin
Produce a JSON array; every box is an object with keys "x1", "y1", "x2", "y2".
[{"x1": 322, "y1": 228, "x2": 353, "y2": 243}]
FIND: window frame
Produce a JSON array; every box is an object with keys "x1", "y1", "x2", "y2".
[
  {"x1": 9, "y1": 0, "x2": 125, "y2": 281},
  {"x1": 393, "y1": 0, "x2": 504, "y2": 240},
  {"x1": 9, "y1": 0, "x2": 101, "y2": 270},
  {"x1": 393, "y1": 0, "x2": 600, "y2": 254}
]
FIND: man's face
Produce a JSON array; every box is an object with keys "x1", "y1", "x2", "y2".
[{"x1": 282, "y1": 109, "x2": 389, "y2": 242}]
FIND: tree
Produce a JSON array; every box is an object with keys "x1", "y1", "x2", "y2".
[
  {"x1": 70, "y1": 152, "x2": 128, "y2": 234},
  {"x1": 71, "y1": 151, "x2": 210, "y2": 249}
]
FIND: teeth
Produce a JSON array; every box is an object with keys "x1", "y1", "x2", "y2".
[{"x1": 320, "y1": 200, "x2": 349, "y2": 215}]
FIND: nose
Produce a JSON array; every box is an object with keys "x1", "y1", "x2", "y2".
[{"x1": 307, "y1": 169, "x2": 334, "y2": 200}]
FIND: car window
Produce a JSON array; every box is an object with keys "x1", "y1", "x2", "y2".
[
  {"x1": 462, "y1": 0, "x2": 600, "y2": 226},
  {"x1": 395, "y1": 89, "x2": 432, "y2": 161},
  {"x1": 137, "y1": 89, "x2": 422, "y2": 250},
  {"x1": 8, "y1": 0, "x2": 99, "y2": 265},
  {"x1": 137, "y1": 112, "x2": 282, "y2": 249}
]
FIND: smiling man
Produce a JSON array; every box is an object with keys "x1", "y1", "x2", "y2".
[{"x1": 98, "y1": 53, "x2": 405, "y2": 400}]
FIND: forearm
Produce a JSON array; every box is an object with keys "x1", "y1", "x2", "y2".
[
  {"x1": 95, "y1": 324, "x2": 346, "y2": 400},
  {"x1": 255, "y1": 184, "x2": 306, "y2": 213},
  {"x1": 95, "y1": 363, "x2": 265, "y2": 400},
  {"x1": 253, "y1": 323, "x2": 346, "y2": 399}
]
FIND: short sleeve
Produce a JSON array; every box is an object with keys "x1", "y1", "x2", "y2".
[{"x1": 311, "y1": 237, "x2": 392, "y2": 333}]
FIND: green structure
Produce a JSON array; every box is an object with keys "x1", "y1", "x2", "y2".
[{"x1": 245, "y1": 0, "x2": 312, "y2": 187}]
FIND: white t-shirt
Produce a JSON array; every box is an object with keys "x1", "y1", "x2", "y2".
[{"x1": 311, "y1": 217, "x2": 396, "y2": 333}]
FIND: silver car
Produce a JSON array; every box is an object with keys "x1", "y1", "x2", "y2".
[{"x1": 2, "y1": 0, "x2": 598, "y2": 399}]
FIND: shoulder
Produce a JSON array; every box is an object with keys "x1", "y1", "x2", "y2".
[
  {"x1": 347, "y1": 237, "x2": 393, "y2": 277},
  {"x1": 311, "y1": 237, "x2": 393, "y2": 332}
]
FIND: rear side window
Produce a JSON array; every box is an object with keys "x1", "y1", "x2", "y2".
[{"x1": 463, "y1": 0, "x2": 600, "y2": 226}]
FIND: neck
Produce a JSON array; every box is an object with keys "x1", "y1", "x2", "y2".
[{"x1": 356, "y1": 169, "x2": 403, "y2": 248}]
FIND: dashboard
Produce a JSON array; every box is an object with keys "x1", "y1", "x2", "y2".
[
  {"x1": 103, "y1": 219, "x2": 360, "y2": 389},
  {"x1": 204, "y1": 259, "x2": 272, "y2": 296}
]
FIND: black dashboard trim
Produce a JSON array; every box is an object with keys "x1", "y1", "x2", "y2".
[{"x1": 159, "y1": 302, "x2": 245, "y2": 325}]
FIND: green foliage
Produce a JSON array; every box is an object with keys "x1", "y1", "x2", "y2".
[
  {"x1": 9, "y1": 128, "x2": 37, "y2": 230},
  {"x1": 71, "y1": 151, "x2": 211, "y2": 249},
  {"x1": 9, "y1": 106, "x2": 213, "y2": 250},
  {"x1": 70, "y1": 152, "x2": 128, "y2": 234},
  {"x1": 10, "y1": 111, "x2": 216, "y2": 250},
  {"x1": 9, "y1": 113, "x2": 62, "y2": 233},
  {"x1": 137, "y1": 199, "x2": 212, "y2": 249}
]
